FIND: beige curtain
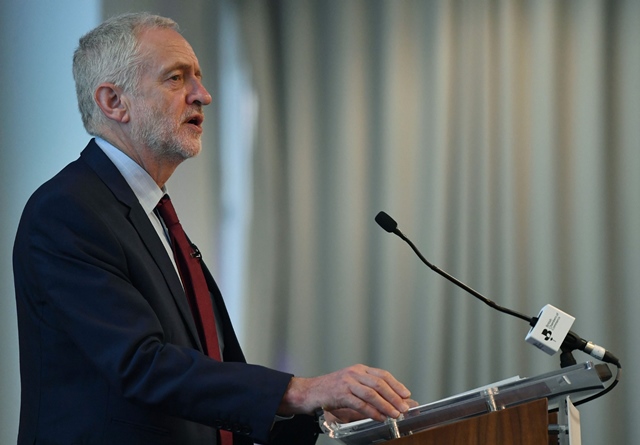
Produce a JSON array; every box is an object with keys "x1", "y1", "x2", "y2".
[
  {"x1": 237, "y1": 1, "x2": 639, "y2": 444},
  {"x1": 4, "y1": 0, "x2": 635, "y2": 443}
]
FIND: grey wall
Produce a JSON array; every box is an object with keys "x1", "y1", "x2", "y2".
[{"x1": 0, "y1": 1, "x2": 101, "y2": 442}]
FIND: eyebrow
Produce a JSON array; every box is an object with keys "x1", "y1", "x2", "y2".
[{"x1": 162, "y1": 62, "x2": 202, "y2": 78}]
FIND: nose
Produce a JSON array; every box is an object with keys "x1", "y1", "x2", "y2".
[{"x1": 188, "y1": 78, "x2": 212, "y2": 106}]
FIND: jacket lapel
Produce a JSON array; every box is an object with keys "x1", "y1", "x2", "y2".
[{"x1": 79, "y1": 139, "x2": 204, "y2": 351}]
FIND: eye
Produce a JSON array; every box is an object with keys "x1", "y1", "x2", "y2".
[{"x1": 168, "y1": 74, "x2": 183, "y2": 82}]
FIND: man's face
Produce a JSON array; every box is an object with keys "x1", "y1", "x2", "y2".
[{"x1": 128, "y1": 27, "x2": 211, "y2": 162}]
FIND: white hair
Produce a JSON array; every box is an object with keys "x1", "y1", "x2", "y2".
[{"x1": 72, "y1": 12, "x2": 179, "y2": 136}]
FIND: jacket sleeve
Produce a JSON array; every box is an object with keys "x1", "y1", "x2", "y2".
[
  {"x1": 14, "y1": 181, "x2": 295, "y2": 444},
  {"x1": 269, "y1": 415, "x2": 322, "y2": 445}
]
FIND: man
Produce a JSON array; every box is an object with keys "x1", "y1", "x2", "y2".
[{"x1": 13, "y1": 12, "x2": 412, "y2": 445}]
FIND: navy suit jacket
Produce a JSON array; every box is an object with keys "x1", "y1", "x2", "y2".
[{"x1": 13, "y1": 140, "x2": 319, "y2": 445}]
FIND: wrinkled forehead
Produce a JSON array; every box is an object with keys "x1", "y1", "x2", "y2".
[{"x1": 136, "y1": 27, "x2": 201, "y2": 73}]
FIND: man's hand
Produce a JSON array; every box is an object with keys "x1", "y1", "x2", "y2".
[
  {"x1": 322, "y1": 398, "x2": 418, "y2": 425},
  {"x1": 278, "y1": 364, "x2": 413, "y2": 423}
]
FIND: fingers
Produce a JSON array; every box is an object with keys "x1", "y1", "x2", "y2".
[
  {"x1": 365, "y1": 367, "x2": 412, "y2": 400},
  {"x1": 341, "y1": 365, "x2": 410, "y2": 421},
  {"x1": 322, "y1": 408, "x2": 362, "y2": 424},
  {"x1": 317, "y1": 364, "x2": 412, "y2": 422},
  {"x1": 278, "y1": 364, "x2": 414, "y2": 423},
  {"x1": 405, "y1": 398, "x2": 420, "y2": 409},
  {"x1": 325, "y1": 397, "x2": 417, "y2": 425},
  {"x1": 357, "y1": 366, "x2": 411, "y2": 412}
]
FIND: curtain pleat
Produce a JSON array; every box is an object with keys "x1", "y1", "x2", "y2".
[{"x1": 237, "y1": 1, "x2": 638, "y2": 443}]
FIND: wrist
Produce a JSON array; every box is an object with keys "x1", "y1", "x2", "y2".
[{"x1": 278, "y1": 376, "x2": 313, "y2": 416}]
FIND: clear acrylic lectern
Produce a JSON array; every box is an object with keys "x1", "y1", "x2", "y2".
[{"x1": 321, "y1": 361, "x2": 612, "y2": 445}]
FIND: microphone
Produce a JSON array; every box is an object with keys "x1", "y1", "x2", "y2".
[
  {"x1": 561, "y1": 330, "x2": 620, "y2": 367},
  {"x1": 375, "y1": 211, "x2": 532, "y2": 323},
  {"x1": 375, "y1": 211, "x2": 620, "y2": 368},
  {"x1": 375, "y1": 211, "x2": 399, "y2": 234},
  {"x1": 525, "y1": 304, "x2": 621, "y2": 367}
]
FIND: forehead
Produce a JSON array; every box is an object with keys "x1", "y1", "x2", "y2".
[{"x1": 137, "y1": 27, "x2": 200, "y2": 74}]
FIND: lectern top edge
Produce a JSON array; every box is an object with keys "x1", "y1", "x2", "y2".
[{"x1": 321, "y1": 361, "x2": 608, "y2": 445}]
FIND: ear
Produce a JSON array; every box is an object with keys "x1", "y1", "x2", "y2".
[{"x1": 94, "y1": 83, "x2": 131, "y2": 123}]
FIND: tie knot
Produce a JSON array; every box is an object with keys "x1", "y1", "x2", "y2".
[{"x1": 156, "y1": 194, "x2": 180, "y2": 227}]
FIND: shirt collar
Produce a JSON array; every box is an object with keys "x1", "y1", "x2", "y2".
[{"x1": 94, "y1": 137, "x2": 166, "y2": 213}]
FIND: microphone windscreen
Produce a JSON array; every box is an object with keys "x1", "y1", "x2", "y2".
[{"x1": 375, "y1": 211, "x2": 398, "y2": 233}]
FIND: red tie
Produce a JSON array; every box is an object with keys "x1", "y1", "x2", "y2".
[{"x1": 156, "y1": 195, "x2": 233, "y2": 445}]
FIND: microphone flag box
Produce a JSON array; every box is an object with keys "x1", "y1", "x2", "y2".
[{"x1": 525, "y1": 304, "x2": 575, "y2": 355}]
